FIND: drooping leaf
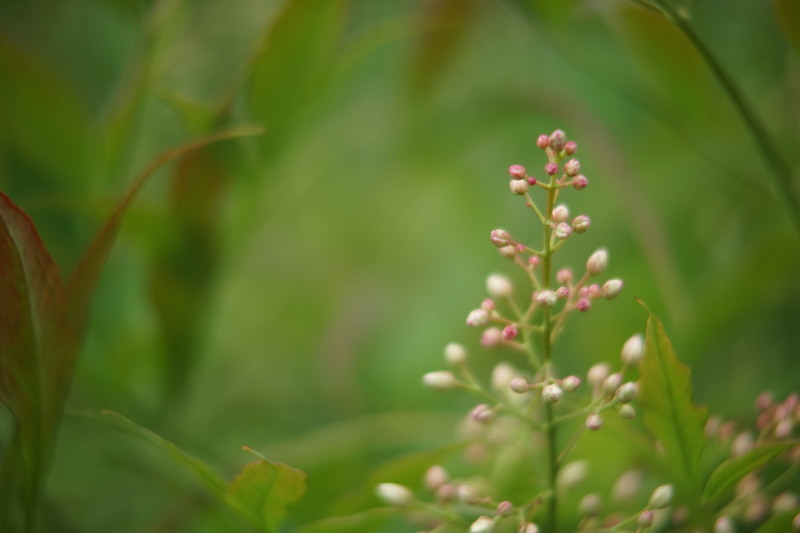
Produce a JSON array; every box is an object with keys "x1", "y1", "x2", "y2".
[
  {"x1": 0, "y1": 191, "x2": 77, "y2": 531},
  {"x1": 225, "y1": 458, "x2": 307, "y2": 532},
  {"x1": 637, "y1": 302, "x2": 708, "y2": 504},
  {"x1": 703, "y1": 441, "x2": 797, "y2": 503},
  {"x1": 66, "y1": 126, "x2": 264, "y2": 338}
]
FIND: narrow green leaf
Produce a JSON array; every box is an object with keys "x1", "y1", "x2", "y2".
[
  {"x1": 66, "y1": 126, "x2": 264, "y2": 337},
  {"x1": 100, "y1": 410, "x2": 228, "y2": 496},
  {"x1": 703, "y1": 441, "x2": 797, "y2": 502},
  {"x1": 637, "y1": 303, "x2": 708, "y2": 502},
  {"x1": 225, "y1": 458, "x2": 307, "y2": 532}
]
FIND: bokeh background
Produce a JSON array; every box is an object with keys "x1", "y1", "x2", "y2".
[{"x1": 1, "y1": 0, "x2": 799, "y2": 531}]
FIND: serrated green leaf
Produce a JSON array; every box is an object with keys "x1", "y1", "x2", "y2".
[
  {"x1": 703, "y1": 441, "x2": 797, "y2": 502},
  {"x1": 225, "y1": 459, "x2": 306, "y2": 532},
  {"x1": 638, "y1": 304, "x2": 708, "y2": 503}
]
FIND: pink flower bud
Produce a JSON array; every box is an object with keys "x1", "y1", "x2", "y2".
[
  {"x1": 556, "y1": 268, "x2": 573, "y2": 284},
  {"x1": 561, "y1": 375, "x2": 581, "y2": 392},
  {"x1": 602, "y1": 279, "x2": 624, "y2": 299},
  {"x1": 425, "y1": 465, "x2": 449, "y2": 490},
  {"x1": 481, "y1": 327, "x2": 503, "y2": 347},
  {"x1": 544, "y1": 162, "x2": 559, "y2": 175},
  {"x1": 542, "y1": 383, "x2": 563, "y2": 403},
  {"x1": 551, "y1": 204, "x2": 569, "y2": 223},
  {"x1": 554, "y1": 222, "x2": 572, "y2": 239},
  {"x1": 470, "y1": 403, "x2": 494, "y2": 423},
  {"x1": 549, "y1": 129, "x2": 567, "y2": 152},
  {"x1": 466, "y1": 308, "x2": 489, "y2": 327},
  {"x1": 490, "y1": 229, "x2": 512, "y2": 247},
  {"x1": 508, "y1": 164, "x2": 526, "y2": 179},
  {"x1": 638, "y1": 511, "x2": 654, "y2": 527},
  {"x1": 536, "y1": 134, "x2": 550, "y2": 149},
  {"x1": 556, "y1": 286, "x2": 570, "y2": 299},
  {"x1": 509, "y1": 377, "x2": 530, "y2": 393},
  {"x1": 502, "y1": 324, "x2": 518, "y2": 340},
  {"x1": 564, "y1": 140, "x2": 577, "y2": 155},
  {"x1": 527, "y1": 176, "x2": 537, "y2": 185},
  {"x1": 572, "y1": 174, "x2": 588, "y2": 190},
  {"x1": 528, "y1": 256, "x2": 540, "y2": 269},
  {"x1": 481, "y1": 298, "x2": 495, "y2": 311},
  {"x1": 579, "y1": 493, "x2": 601, "y2": 516},
  {"x1": 587, "y1": 283, "x2": 601, "y2": 298},
  {"x1": 536, "y1": 290, "x2": 557, "y2": 307},
  {"x1": 563, "y1": 158, "x2": 580, "y2": 177},
  {"x1": 496, "y1": 500, "x2": 513, "y2": 516},
  {"x1": 576, "y1": 297, "x2": 591, "y2": 312},
  {"x1": 571, "y1": 215, "x2": 590, "y2": 233},
  {"x1": 586, "y1": 249, "x2": 608, "y2": 276},
  {"x1": 510, "y1": 178, "x2": 529, "y2": 195},
  {"x1": 586, "y1": 413, "x2": 603, "y2": 430}
]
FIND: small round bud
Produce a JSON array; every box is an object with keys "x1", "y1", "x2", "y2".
[
  {"x1": 554, "y1": 222, "x2": 572, "y2": 239},
  {"x1": 571, "y1": 215, "x2": 590, "y2": 234},
  {"x1": 509, "y1": 377, "x2": 530, "y2": 393},
  {"x1": 502, "y1": 324, "x2": 518, "y2": 341},
  {"x1": 732, "y1": 431, "x2": 755, "y2": 457},
  {"x1": 536, "y1": 134, "x2": 550, "y2": 149},
  {"x1": 572, "y1": 175, "x2": 588, "y2": 190},
  {"x1": 436, "y1": 483, "x2": 457, "y2": 501},
  {"x1": 586, "y1": 249, "x2": 608, "y2": 276},
  {"x1": 469, "y1": 516, "x2": 494, "y2": 533},
  {"x1": 773, "y1": 491, "x2": 799, "y2": 513},
  {"x1": 616, "y1": 381, "x2": 638, "y2": 403},
  {"x1": 466, "y1": 308, "x2": 489, "y2": 327},
  {"x1": 556, "y1": 286, "x2": 570, "y2": 299},
  {"x1": 558, "y1": 460, "x2": 588, "y2": 489},
  {"x1": 613, "y1": 470, "x2": 643, "y2": 502},
  {"x1": 376, "y1": 483, "x2": 413, "y2": 506},
  {"x1": 491, "y1": 363, "x2": 515, "y2": 391},
  {"x1": 556, "y1": 268, "x2": 573, "y2": 284},
  {"x1": 481, "y1": 328, "x2": 503, "y2": 347},
  {"x1": 486, "y1": 274, "x2": 513, "y2": 299},
  {"x1": 551, "y1": 204, "x2": 569, "y2": 223},
  {"x1": 471, "y1": 403, "x2": 494, "y2": 423},
  {"x1": 564, "y1": 140, "x2": 577, "y2": 155},
  {"x1": 561, "y1": 375, "x2": 581, "y2": 392},
  {"x1": 543, "y1": 383, "x2": 563, "y2": 403},
  {"x1": 618, "y1": 404, "x2": 636, "y2": 419},
  {"x1": 638, "y1": 510, "x2": 654, "y2": 527},
  {"x1": 508, "y1": 164, "x2": 526, "y2": 179},
  {"x1": 544, "y1": 162, "x2": 559, "y2": 175},
  {"x1": 423, "y1": 371, "x2": 458, "y2": 390},
  {"x1": 520, "y1": 523, "x2": 540, "y2": 533},
  {"x1": 579, "y1": 493, "x2": 601, "y2": 516},
  {"x1": 490, "y1": 229, "x2": 513, "y2": 247},
  {"x1": 621, "y1": 334, "x2": 644, "y2": 365},
  {"x1": 527, "y1": 176, "x2": 537, "y2": 185},
  {"x1": 528, "y1": 256, "x2": 540, "y2": 269},
  {"x1": 713, "y1": 516, "x2": 735, "y2": 533},
  {"x1": 536, "y1": 290, "x2": 557, "y2": 308},
  {"x1": 649, "y1": 484, "x2": 674, "y2": 509},
  {"x1": 792, "y1": 512, "x2": 800, "y2": 532},
  {"x1": 457, "y1": 484, "x2": 480, "y2": 504},
  {"x1": 576, "y1": 298, "x2": 591, "y2": 312},
  {"x1": 563, "y1": 158, "x2": 580, "y2": 177},
  {"x1": 603, "y1": 373, "x2": 623, "y2": 394},
  {"x1": 510, "y1": 179, "x2": 529, "y2": 195},
  {"x1": 496, "y1": 501, "x2": 513, "y2": 517},
  {"x1": 586, "y1": 283, "x2": 601, "y2": 298},
  {"x1": 588, "y1": 363, "x2": 610, "y2": 386},
  {"x1": 498, "y1": 245, "x2": 519, "y2": 259},
  {"x1": 424, "y1": 465, "x2": 449, "y2": 490},
  {"x1": 481, "y1": 298, "x2": 495, "y2": 311},
  {"x1": 756, "y1": 392, "x2": 773, "y2": 411},
  {"x1": 586, "y1": 413, "x2": 603, "y2": 430},
  {"x1": 444, "y1": 342, "x2": 467, "y2": 365},
  {"x1": 549, "y1": 129, "x2": 567, "y2": 152},
  {"x1": 602, "y1": 279, "x2": 624, "y2": 299}
]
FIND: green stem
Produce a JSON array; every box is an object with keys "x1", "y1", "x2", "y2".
[{"x1": 643, "y1": 0, "x2": 800, "y2": 232}]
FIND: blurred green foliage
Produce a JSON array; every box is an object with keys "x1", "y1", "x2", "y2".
[{"x1": 1, "y1": 0, "x2": 799, "y2": 531}]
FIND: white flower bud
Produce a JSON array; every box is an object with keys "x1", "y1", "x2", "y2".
[
  {"x1": 542, "y1": 383, "x2": 563, "y2": 403},
  {"x1": 621, "y1": 334, "x2": 644, "y2": 365},
  {"x1": 422, "y1": 371, "x2": 458, "y2": 390},
  {"x1": 731, "y1": 431, "x2": 754, "y2": 457},
  {"x1": 486, "y1": 273, "x2": 513, "y2": 298},
  {"x1": 376, "y1": 483, "x2": 413, "y2": 506},
  {"x1": 490, "y1": 229, "x2": 512, "y2": 247},
  {"x1": 470, "y1": 516, "x2": 495, "y2": 533},
  {"x1": 579, "y1": 493, "x2": 601, "y2": 516},
  {"x1": 457, "y1": 484, "x2": 480, "y2": 504},
  {"x1": 520, "y1": 523, "x2": 540, "y2": 533},
  {"x1": 509, "y1": 377, "x2": 530, "y2": 393},
  {"x1": 602, "y1": 279, "x2": 624, "y2": 299},
  {"x1": 554, "y1": 222, "x2": 573, "y2": 239},
  {"x1": 558, "y1": 460, "x2": 588, "y2": 489},
  {"x1": 424, "y1": 465, "x2": 448, "y2": 490},
  {"x1": 618, "y1": 404, "x2": 636, "y2": 419},
  {"x1": 444, "y1": 342, "x2": 467, "y2": 365},
  {"x1": 649, "y1": 484, "x2": 674, "y2": 509},
  {"x1": 713, "y1": 516, "x2": 735, "y2": 533},
  {"x1": 466, "y1": 308, "x2": 489, "y2": 327},
  {"x1": 561, "y1": 375, "x2": 581, "y2": 392},
  {"x1": 586, "y1": 413, "x2": 603, "y2": 430},
  {"x1": 587, "y1": 363, "x2": 610, "y2": 386},
  {"x1": 586, "y1": 249, "x2": 608, "y2": 276},
  {"x1": 551, "y1": 204, "x2": 569, "y2": 223},
  {"x1": 536, "y1": 290, "x2": 557, "y2": 308},
  {"x1": 603, "y1": 373, "x2": 623, "y2": 394},
  {"x1": 613, "y1": 470, "x2": 643, "y2": 502},
  {"x1": 774, "y1": 491, "x2": 799, "y2": 513},
  {"x1": 616, "y1": 381, "x2": 638, "y2": 403},
  {"x1": 510, "y1": 179, "x2": 529, "y2": 195},
  {"x1": 491, "y1": 363, "x2": 515, "y2": 392}
]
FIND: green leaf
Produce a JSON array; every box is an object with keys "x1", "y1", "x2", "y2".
[
  {"x1": 772, "y1": 0, "x2": 800, "y2": 58},
  {"x1": 756, "y1": 510, "x2": 799, "y2": 533},
  {"x1": 637, "y1": 302, "x2": 708, "y2": 503},
  {"x1": 296, "y1": 508, "x2": 399, "y2": 533},
  {"x1": 225, "y1": 458, "x2": 307, "y2": 532},
  {"x1": 0, "y1": 191, "x2": 77, "y2": 531},
  {"x1": 703, "y1": 441, "x2": 797, "y2": 502},
  {"x1": 101, "y1": 411, "x2": 306, "y2": 532}
]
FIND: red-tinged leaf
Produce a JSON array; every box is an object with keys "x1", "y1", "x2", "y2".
[
  {"x1": 637, "y1": 302, "x2": 708, "y2": 505},
  {"x1": 225, "y1": 458, "x2": 307, "y2": 532},
  {"x1": 703, "y1": 441, "x2": 798, "y2": 503},
  {"x1": 66, "y1": 126, "x2": 264, "y2": 337},
  {"x1": 0, "y1": 191, "x2": 77, "y2": 529}
]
